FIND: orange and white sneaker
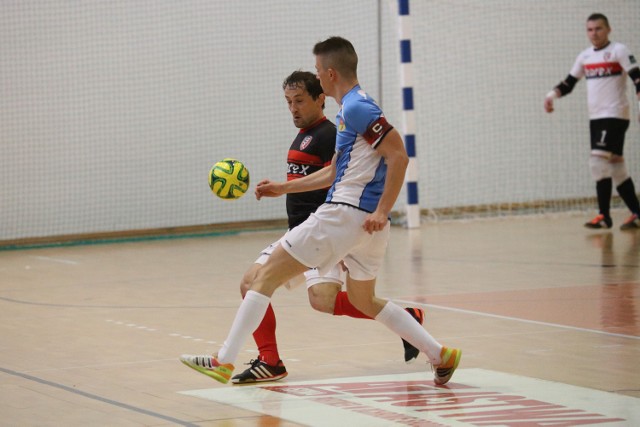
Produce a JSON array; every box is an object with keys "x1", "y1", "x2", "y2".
[
  {"x1": 433, "y1": 347, "x2": 461, "y2": 385},
  {"x1": 180, "y1": 354, "x2": 235, "y2": 384},
  {"x1": 620, "y1": 214, "x2": 640, "y2": 230},
  {"x1": 584, "y1": 214, "x2": 612, "y2": 229}
]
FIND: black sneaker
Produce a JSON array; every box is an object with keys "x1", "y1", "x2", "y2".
[
  {"x1": 231, "y1": 359, "x2": 287, "y2": 384},
  {"x1": 584, "y1": 214, "x2": 612, "y2": 229},
  {"x1": 620, "y1": 214, "x2": 640, "y2": 230},
  {"x1": 402, "y1": 307, "x2": 425, "y2": 363}
]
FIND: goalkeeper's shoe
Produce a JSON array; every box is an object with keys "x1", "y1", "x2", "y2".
[
  {"x1": 620, "y1": 214, "x2": 640, "y2": 230},
  {"x1": 402, "y1": 307, "x2": 425, "y2": 363},
  {"x1": 584, "y1": 214, "x2": 612, "y2": 229},
  {"x1": 180, "y1": 354, "x2": 234, "y2": 384}
]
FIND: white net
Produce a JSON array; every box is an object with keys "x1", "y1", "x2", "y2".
[
  {"x1": 403, "y1": 0, "x2": 640, "y2": 220},
  {"x1": 1, "y1": 1, "x2": 383, "y2": 242},
  {"x1": 1, "y1": 0, "x2": 639, "y2": 244}
]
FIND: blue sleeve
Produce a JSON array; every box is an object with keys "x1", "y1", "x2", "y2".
[{"x1": 344, "y1": 97, "x2": 382, "y2": 135}]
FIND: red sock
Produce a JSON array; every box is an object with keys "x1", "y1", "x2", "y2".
[
  {"x1": 333, "y1": 291, "x2": 372, "y2": 319},
  {"x1": 252, "y1": 303, "x2": 281, "y2": 366}
]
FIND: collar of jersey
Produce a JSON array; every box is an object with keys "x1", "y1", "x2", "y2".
[
  {"x1": 299, "y1": 116, "x2": 328, "y2": 133},
  {"x1": 593, "y1": 41, "x2": 611, "y2": 52}
]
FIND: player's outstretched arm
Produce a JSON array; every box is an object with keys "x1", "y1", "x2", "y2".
[
  {"x1": 255, "y1": 154, "x2": 337, "y2": 200},
  {"x1": 254, "y1": 179, "x2": 285, "y2": 199}
]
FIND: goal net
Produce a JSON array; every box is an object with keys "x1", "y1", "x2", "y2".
[{"x1": 393, "y1": 0, "x2": 640, "y2": 221}]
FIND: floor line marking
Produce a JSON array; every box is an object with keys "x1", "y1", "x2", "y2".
[
  {"x1": 31, "y1": 256, "x2": 79, "y2": 265},
  {"x1": 21, "y1": 358, "x2": 180, "y2": 373},
  {"x1": 395, "y1": 299, "x2": 640, "y2": 341},
  {"x1": 0, "y1": 366, "x2": 197, "y2": 426}
]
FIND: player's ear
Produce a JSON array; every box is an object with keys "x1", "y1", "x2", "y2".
[{"x1": 318, "y1": 93, "x2": 326, "y2": 106}]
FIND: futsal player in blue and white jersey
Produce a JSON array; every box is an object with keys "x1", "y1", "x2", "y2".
[
  {"x1": 231, "y1": 71, "x2": 425, "y2": 384},
  {"x1": 545, "y1": 13, "x2": 640, "y2": 230},
  {"x1": 181, "y1": 36, "x2": 461, "y2": 386}
]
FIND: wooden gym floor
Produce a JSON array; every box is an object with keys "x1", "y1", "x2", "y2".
[{"x1": 1, "y1": 211, "x2": 639, "y2": 426}]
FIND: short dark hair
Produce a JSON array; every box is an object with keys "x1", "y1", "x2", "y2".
[
  {"x1": 312, "y1": 36, "x2": 358, "y2": 80},
  {"x1": 587, "y1": 13, "x2": 609, "y2": 28},
  {"x1": 282, "y1": 70, "x2": 324, "y2": 108}
]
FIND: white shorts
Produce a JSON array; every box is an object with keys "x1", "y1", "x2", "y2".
[
  {"x1": 256, "y1": 235, "x2": 345, "y2": 290},
  {"x1": 281, "y1": 203, "x2": 390, "y2": 281}
]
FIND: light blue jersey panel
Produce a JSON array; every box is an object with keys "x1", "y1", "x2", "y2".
[{"x1": 327, "y1": 85, "x2": 387, "y2": 213}]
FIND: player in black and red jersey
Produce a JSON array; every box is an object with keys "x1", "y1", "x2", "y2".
[
  {"x1": 230, "y1": 71, "x2": 424, "y2": 384},
  {"x1": 545, "y1": 13, "x2": 640, "y2": 230}
]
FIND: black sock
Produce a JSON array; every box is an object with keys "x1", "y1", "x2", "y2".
[
  {"x1": 616, "y1": 178, "x2": 640, "y2": 215},
  {"x1": 596, "y1": 178, "x2": 612, "y2": 218}
]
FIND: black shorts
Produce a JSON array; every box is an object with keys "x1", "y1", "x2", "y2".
[{"x1": 589, "y1": 118, "x2": 629, "y2": 156}]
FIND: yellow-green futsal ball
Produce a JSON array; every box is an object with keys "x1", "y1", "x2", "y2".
[{"x1": 208, "y1": 158, "x2": 250, "y2": 200}]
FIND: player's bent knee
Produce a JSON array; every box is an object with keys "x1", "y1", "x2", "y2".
[
  {"x1": 308, "y1": 297, "x2": 333, "y2": 314},
  {"x1": 589, "y1": 155, "x2": 612, "y2": 181},
  {"x1": 239, "y1": 279, "x2": 250, "y2": 297},
  {"x1": 240, "y1": 271, "x2": 253, "y2": 294},
  {"x1": 611, "y1": 161, "x2": 629, "y2": 187},
  {"x1": 240, "y1": 264, "x2": 260, "y2": 297},
  {"x1": 250, "y1": 261, "x2": 302, "y2": 297},
  {"x1": 250, "y1": 278, "x2": 280, "y2": 297},
  {"x1": 307, "y1": 283, "x2": 340, "y2": 314}
]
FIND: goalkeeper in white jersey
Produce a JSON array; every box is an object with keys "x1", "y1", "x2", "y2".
[{"x1": 544, "y1": 13, "x2": 640, "y2": 230}]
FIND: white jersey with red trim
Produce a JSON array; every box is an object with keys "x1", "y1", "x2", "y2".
[{"x1": 570, "y1": 41, "x2": 637, "y2": 120}]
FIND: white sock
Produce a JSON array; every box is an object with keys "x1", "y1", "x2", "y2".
[
  {"x1": 375, "y1": 302, "x2": 443, "y2": 365},
  {"x1": 217, "y1": 290, "x2": 270, "y2": 364}
]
